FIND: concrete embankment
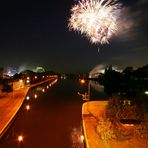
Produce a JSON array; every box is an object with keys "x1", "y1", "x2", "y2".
[
  {"x1": 0, "y1": 78, "x2": 57, "y2": 138},
  {"x1": 82, "y1": 101, "x2": 108, "y2": 148}
]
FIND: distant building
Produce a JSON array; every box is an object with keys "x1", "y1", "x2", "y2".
[
  {"x1": 4, "y1": 67, "x2": 18, "y2": 76},
  {"x1": 34, "y1": 67, "x2": 45, "y2": 73}
]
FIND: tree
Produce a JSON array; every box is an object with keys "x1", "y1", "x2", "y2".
[{"x1": 122, "y1": 66, "x2": 134, "y2": 75}]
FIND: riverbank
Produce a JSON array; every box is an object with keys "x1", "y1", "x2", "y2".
[
  {"x1": 82, "y1": 101, "x2": 148, "y2": 148},
  {"x1": 0, "y1": 77, "x2": 57, "y2": 138}
]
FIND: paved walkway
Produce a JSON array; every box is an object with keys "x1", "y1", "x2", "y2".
[
  {"x1": 0, "y1": 88, "x2": 29, "y2": 138},
  {"x1": 0, "y1": 78, "x2": 57, "y2": 138},
  {"x1": 82, "y1": 101, "x2": 108, "y2": 148}
]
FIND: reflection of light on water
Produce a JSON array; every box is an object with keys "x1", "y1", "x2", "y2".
[
  {"x1": 71, "y1": 126, "x2": 84, "y2": 148},
  {"x1": 90, "y1": 81, "x2": 104, "y2": 93},
  {"x1": 26, "y1": 96, "x2": 30, "y2": 100},
  {"x1": 17, "y1": 135, "x2": 24, "y2": 142},
  {"x1": 36, "y1": 87, "x2": 43, "y2": 92},
  {"x1": 50, "y1": 79, "x2": 58, "y2": 86},
  {"x1": 26, "y1": 105, "x2": 30, "y2": 110},
  {"x1": 34, "y1": 94, "x2": 38, "y2": 99},
  {"x1": 89, "y1": 65, "x2": 105, "y2": 93},
  {"x1": 80, "y1": 135, "x2": 84, "y2": 142}
]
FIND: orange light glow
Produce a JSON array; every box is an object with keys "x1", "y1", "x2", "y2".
[
  {"x1": 19, "y1": 79, "x2": 23, "y2": 83},
  {"x1": 80, "y1": 79, "x2": 85, "y2": 84},
  {"x1": 17, "y1": 135, "x2": 23, "y2": 142},
  {"x1": 34, "y1": 94, "x2": 38, "y2": 99},
  {"x1": 122, "y1": 124, "x2": 134, "y2": 127},
  {"x1": 80, "y1": 135, "x2": 84, "y2": 141},
  {"x1": 26, "y1": 105, "x2": 30, "y2": 110}
]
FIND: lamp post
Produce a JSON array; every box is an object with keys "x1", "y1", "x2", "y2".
[
  {"x1": 88, "y1": 80, "x2": 90, "y2": 100},
  {"x1": 79, "y1": 79, "x2": 90, "y2": 101},
  {"x1": 79, "y1": 79, "x2": 92, "y2": 118}
]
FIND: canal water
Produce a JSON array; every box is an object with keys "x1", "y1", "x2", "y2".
[{"x1": 0, "y1": 78, "x2": 106, "y2": 148}]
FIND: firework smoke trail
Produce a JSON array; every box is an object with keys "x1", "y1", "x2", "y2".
[{"x1": 68, "y1": 0, "x2": 122, "y2": 45}]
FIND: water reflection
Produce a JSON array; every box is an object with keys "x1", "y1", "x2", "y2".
[
  {"x1": 25, "y1": 104, "x2": 30, "y2": 111},
  {"x1": 71, "y1": 126, "x2": 84, "y2": 148},
  {"x1": 90, "y1": 80, "x2": 104, "y2": 93},
  {"x1": 78, "y1": 79, "x2": 107, "y2": 100},
  {"x1": 26, "y1": 79, "x2": 58, "y2": 101},
  {"x1": 0, "y1": 79, "x2": 85, "y2": 148}
]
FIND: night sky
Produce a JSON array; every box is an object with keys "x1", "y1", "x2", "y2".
[{"x1": 0, "y1": 0, "x2": 148, "y2": 73}]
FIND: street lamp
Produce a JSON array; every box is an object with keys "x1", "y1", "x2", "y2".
[
  {"x1": 145, "y1": 91, "x2": 148, "y2": 95},
  {"x1": 88, "y1": 80, "x2": 90, "y2": 100},
  {"x1": 80, "y1": 79, "x2": 85, "y2": 84},
  {"x1": 79, "y1": 79, "x2": 90, "y2": 101}
]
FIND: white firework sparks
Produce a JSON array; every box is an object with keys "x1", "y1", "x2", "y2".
[{"x1": 68, "y1": 0, "x2": 122, "y2": 45}]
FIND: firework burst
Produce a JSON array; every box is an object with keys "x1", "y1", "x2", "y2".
[{"x1": 68, "y1": 0, "x2": 122, "y2": 45}]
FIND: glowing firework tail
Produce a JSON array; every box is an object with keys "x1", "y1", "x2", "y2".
[{"x1": 68, "y1": 0, "x2": 122, "y2": 45}]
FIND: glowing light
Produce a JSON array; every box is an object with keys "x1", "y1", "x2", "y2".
[
  {"x1": 19, "y1": 79, "x2": 24, "y2": 88},
  {"x1": 122, "y1": 124, "x2": 134, "y2": 127},
  {"x1": 47, "y1": 86, "x2": 49, "y2": 89},
  {"x1": 27, "y1": 77, "x2": 30, "y2": 80},
  {"x1": 34, "y1": 94, "x2": 38, "y2": 99},
  {"x1": 42, "y1": 88, "x2": 45, "y2": 92},
  {"x1": 80, "y1": 135, "x2": 84, "y2": 142},
  {"x1": 71, "y1": 127, "x2": 84, "y2": 145},
  {"x1": 19, "y1": 79, "x2": 23, "y2": 83},
  {"x1": 26, "y1": 96, "x2": 30, "y2": 100},
  {"x1": 80, "y1": 79, "x2": 85, "y2": 84},
  {"x1": 69, "y1": 0, "x2": 121, "y2": 45},
  {"x1": 26, "y1": 79, "x2": 30, "y2": 84},
  {"x1": 145, "y1": 91, "x2": 148, "y2": 95},
  {"x1": 35, "y1": 76, "x2": 37, "y2": 79},
  {"x1": 17, "y1": 135, "x2": 23, "y2": 142},
  {"x1": 26, "y1": 105, "x2": 30, "y2": 110}
]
